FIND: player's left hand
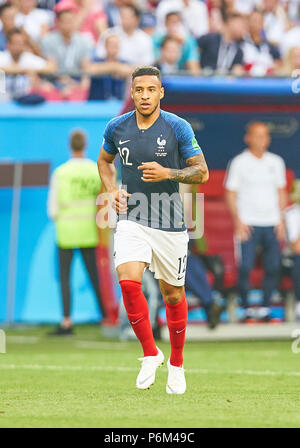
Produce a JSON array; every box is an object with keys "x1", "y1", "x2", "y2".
[
  {"x1": 137, "y1": 161, "x2": 170, "y2": 182},
  {"x1": 275, "y1": 219, "x2": 286, "y2": 242}
]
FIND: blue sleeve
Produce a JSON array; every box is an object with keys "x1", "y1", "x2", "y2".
[
  {"x1": 176, "y1": 118, "x2": 202, "y2": 160},
  {"x1": 102, "y1": 119, "x2": 118, "y2": 155},
  {"x1": 162, "y1": 111, "x2": 203, "y2": 160}
]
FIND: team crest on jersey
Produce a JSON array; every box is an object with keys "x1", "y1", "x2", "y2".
[{"x1": 155, "y1": 135, "x2": 167, "y2": 157}]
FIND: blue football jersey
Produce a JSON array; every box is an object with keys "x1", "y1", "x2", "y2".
[{"x1": 102, "y1": 109, "x2": 202, "y2": 232}]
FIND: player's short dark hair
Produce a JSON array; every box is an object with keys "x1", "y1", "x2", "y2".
[
  {"x1": 161, "y1": 36, "x2": 179, "y2": 49},
  {"x1": 70, "y1": 130, "x2": 86, "y2": 152},
  {"x1": 120, "y1": 4, "x2": 141, "y2": 19},
  {"x1": 224, "y1": 12, "x2": 244, "y2": 23},
  {"x1": 132, "y1": 66, "x2": 161, "y2": 83},
  {"x1": 7, "y1": 28, "x2": 23, "y2": 43},
  {"x1": 165, "y1": 10, "x2": 181, "y2": 22},
  {"x1": 251, "y1": 8, "x2": 264, "y2": 16},
  {"x1": 0, "y1": 3, "x2": 14, "y2": 17},
  {"x1": 56, "y1": 9, "x2": 74, "y2": 20}
]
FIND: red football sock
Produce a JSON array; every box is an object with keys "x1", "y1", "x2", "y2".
[
  {"x1": 164, "y1": 294, "x2": 188, "y2": 367},
  {"x1": 120, "y1": 280, "x2": 158, "y2": 357}
]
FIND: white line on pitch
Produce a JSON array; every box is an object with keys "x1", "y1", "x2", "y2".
[
  {"x1": 6, "y1": 336, "x2": 40, "y2": 344},
  {"x1": 75, "y1": 341, "x2": 133, "y2": 350},
  {"x1": 5, "y1": 337, "x2": 132, "y2": 349},
  {"x1": 0, "y1": 364, "x2": 300, "y2": 377}
]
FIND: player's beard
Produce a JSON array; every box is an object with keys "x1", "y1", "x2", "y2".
[{"x1": 136, "y1": 102, "x2": 159, "y2": 118}]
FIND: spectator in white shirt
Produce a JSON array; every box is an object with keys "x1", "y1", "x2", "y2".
[
  {"x1": 96, "y1": 4, "x2": 154, "y2": 66},
  {"x1": 14, "y1": 0, "x2": 54, "y2": 42},
  {"x1": 225, "y1": 122, "x2": 287, "y2": 322},
  {"x1": 263, "y1": 0, "x2": 288, "y2": 46},
  {"x1": 243, "y1": 9, "x2": 281, "y2": 76},
  {"x1": 280, "y1": 23, "x2": 300, "y2": 56},
  {"x1": 0, "y1": 28, "x2": 55, "y2": 99},
  {"x1": 155, "y1": 0, "x2": 209, "y2": 39},
  {"x1": 284, "y1": 0, "x2": 300, "y2": 24},
  {"x1": 234, "y1": 0, "x2": 262, "y2": 15}
]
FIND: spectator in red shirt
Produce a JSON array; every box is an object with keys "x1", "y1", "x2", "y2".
[{"x1": 54, "y1": 0, "x2": 108, "y2": 43}]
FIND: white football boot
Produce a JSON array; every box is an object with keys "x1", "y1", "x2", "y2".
[
  {"x1": 136, "y1": 347, "x2": 164, "y2": 390},
  {"x1": 166, "y1": 359, "x2": 186, "y2": 395}
]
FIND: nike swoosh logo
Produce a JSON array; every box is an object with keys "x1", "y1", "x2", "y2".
[
  {"x1": 176, "y1": 328, "x2": 185, "y2": 334},
  {"x1": 167, "y1": 384, "x2": 177, "y2": 394},
  {"x1": 138, "y1": 374, "x2": 154, "y2": 385},
  {"x1": 131, "y1": 318, "x2": 143, "y2": 325},
  {"x1": 177, "y1": 275, "x2": 184, "y2": 280},
  {"x1": 119, "y1": 139, "x2": 130, "y2": 145}
]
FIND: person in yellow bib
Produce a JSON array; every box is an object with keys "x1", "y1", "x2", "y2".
[{"x1": 48, "y1": 130, "x2": 106, "y2": 335}]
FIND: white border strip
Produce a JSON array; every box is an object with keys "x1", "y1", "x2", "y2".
[{"x1": 0, "y1": 363, "x2": 300, "y2": 377}]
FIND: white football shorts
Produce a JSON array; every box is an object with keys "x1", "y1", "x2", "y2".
[{"x1": 113, "y1": 220, "x2": 189, "y2": 286}]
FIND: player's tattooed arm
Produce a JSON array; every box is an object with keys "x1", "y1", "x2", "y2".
[
  {"x1": 138, "y1": 154, "x2": 209, "y2": 184},
  {"x1": 168, "y1": 153, "x2": 209, "y2": 184}
]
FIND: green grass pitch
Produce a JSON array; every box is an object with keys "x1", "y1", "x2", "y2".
[{"x1": 0, "y1": 325, "x2": 300, "y2": 428}]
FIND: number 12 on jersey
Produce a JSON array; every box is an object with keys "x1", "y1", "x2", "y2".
[{"x1": 118, "y1": 146, "x2": 132, "y2": 166}]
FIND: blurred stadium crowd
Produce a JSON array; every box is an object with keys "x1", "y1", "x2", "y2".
[{"x1": 1, "y1": 0, "x2": 300, "y2": 101}]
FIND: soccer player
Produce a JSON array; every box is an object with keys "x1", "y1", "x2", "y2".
[{"x1": 97, "y1": 66, "x2": 209, "y2": 394}]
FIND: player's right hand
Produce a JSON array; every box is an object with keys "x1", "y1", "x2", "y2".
[
  {"x1": 112, "y1": 189, "x2": 131, "y2": 214},
  {"x1": 235, "y1": 219, "x2": 252, "y2": 242}
]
